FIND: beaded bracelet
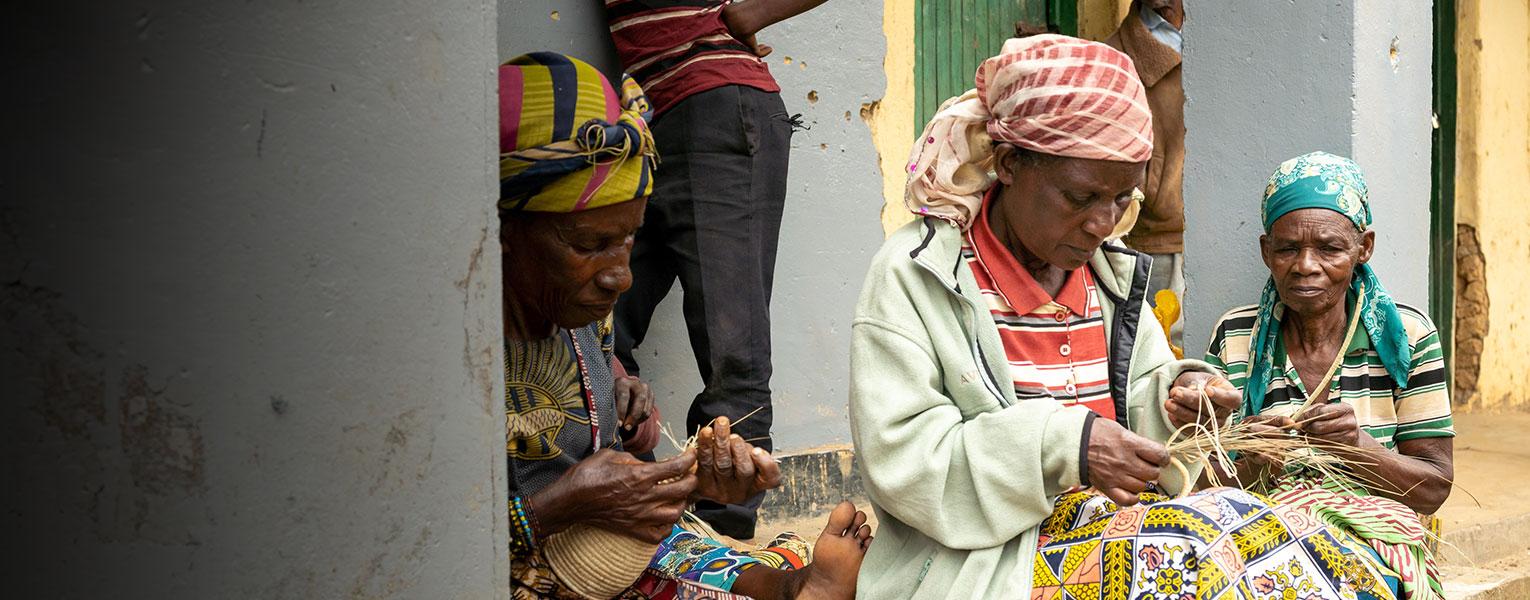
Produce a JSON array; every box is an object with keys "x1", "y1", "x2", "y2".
[{"x1": 510, "y1": 496, "x2": 538, "y2": 555}]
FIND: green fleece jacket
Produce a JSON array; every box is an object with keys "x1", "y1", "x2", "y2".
[{"x1": 848, "y1": 218, "x2": 1210, "y2": 599}]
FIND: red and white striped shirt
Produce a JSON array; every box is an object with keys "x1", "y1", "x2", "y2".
[
  {"x1": 964, "y1": 189, "x2": 1115, "y2": 421},
  {"x1": 606, "y1": 0, "x2": 780, "y2": 117}
]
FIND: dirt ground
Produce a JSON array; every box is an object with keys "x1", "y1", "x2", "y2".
[{"x1": 1436, "y1": 410, "x2": 1530, "y2": 530}]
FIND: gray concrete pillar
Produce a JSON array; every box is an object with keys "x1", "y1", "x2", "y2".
[
  {"x1": 4, "y1": 2, "x2": 506, "y2": 598},
  {"x1": 1181, "y1": 0, "x2": 1435, "y2": 356}
]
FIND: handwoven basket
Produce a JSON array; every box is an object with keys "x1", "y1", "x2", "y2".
[{"x1": 542, "y1": 524, "x2": 660, "y2": 599}]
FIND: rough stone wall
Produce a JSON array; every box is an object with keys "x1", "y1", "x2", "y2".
[
  {"x1": 1453, "y1": 224, "x2": 1489, "y2": 407},
  {"x1": 5, "y1": 2, "x2": 505, "y2": 597}
]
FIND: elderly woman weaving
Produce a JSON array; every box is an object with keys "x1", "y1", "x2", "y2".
[
  {"x1": 501, "y1": 53, "x2": 871, "y2": 600},
  {"x1": 1205, "y1": 152, "x2": 1455, "y2": 600},
  {"x1": 848, "y1": 36, "x2": 1397, "y2": 600}
]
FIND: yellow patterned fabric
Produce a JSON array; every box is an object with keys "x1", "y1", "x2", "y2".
[
  {"x1": 1030, "y1": 488, "x2": 1394, "y2": 600},
  {"x1": 499, "y1": 52, "x2": 657, "y2": 213}
]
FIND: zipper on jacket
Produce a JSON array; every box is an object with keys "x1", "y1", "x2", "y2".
[
  {"x1": 908, "y1": 230, "x2": 1011, "y2": 409},
  {"x1": 1090, "y1": 245, "x2": 1153, "y2": 429}
]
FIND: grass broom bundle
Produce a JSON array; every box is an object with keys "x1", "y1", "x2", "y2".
[
  {"x1": 1161, "y1": 379, "x2": 1394, "y2": 499},
  {"x1": 1162, "y1": 379, "x2": 1472, "y2": 509}
]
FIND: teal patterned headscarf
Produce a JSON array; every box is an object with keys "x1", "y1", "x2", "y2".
[{"x1": 1243, "y1": 152, "x2": 1411, "y2": 416}]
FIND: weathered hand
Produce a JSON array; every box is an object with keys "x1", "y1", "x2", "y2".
[
  {"x1": 693, "y1": 416, "x2": 782, "y2": 505},
  {"x1": 1086, "y1": 418, "x2": 1169, "y2": 507},
  {"x1": 530, "y1": 448, "x2": 697, "y2": 544},
  {"x1": 1166, "y1": 372, "x2": 1239, "y2": 429},
  {"x1": 1297, "y1": 402, "x2": 1362, "y2": 448},
  {"x1": 614, "y1": 375, "x2": 655, "y2": 432}
]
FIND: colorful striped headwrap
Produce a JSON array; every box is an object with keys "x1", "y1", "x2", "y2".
[
  {"x1": 499, "y1": 53, "x2": 657, "y2": 213},
  {"x1": 906, "y1": 35, "x2": 1153, "y2": 229}
]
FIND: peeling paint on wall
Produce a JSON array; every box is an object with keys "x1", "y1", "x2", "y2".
[
  {"x1": 872, "y1": 0, "x2": 916, "y2": 237},
  {"x1": 1454, "y1": 0, "x2": 1530, "y2": 411}
]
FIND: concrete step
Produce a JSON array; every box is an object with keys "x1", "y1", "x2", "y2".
[
  {"x1": 1442, "y1": 551, "x2": 1530, "y2": 600},
  {"x1": 1438, "y1": 511, "x2": 1530, "y2": 567}
]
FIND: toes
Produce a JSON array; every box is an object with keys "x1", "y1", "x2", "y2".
[
  {"x1": 823, "y1": 500, "x2": 856, "y2": 536},
  {"x1": 854, "y1": 522, "x2": 872, "y2": 542},
  {"x1": 849, "y1": 510, "x2": 867, "y2": 537}
]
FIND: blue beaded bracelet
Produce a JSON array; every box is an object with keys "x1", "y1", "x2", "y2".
[{"x1": 510, "y1": 496, "x2": 538, "y2": 555}]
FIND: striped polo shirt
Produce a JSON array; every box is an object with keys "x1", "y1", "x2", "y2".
[
  {"x1": 964, "y1": 195, "x2": 1115, "y2": 421},
  {"x1": 1205, "y1": 303, "x2": 1453, "y2": 449},
  {"x1": 606, "y1": 0, "x2": 780, "y2": 117}
]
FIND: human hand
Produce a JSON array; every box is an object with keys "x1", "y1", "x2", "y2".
[
  {"x1": 1296, "y1": 402, "x2": 1362, "y2": 448},
  {"x1": 614, "y1": 375, "x2": 655, "y2": 433},
  {"x1": 530, "y1": 448, "x2": 697, "y2": 544},
  {"x1": 721, "y1": 2, "x2": 773, "y2": 57},
  {"x1": 1166, "y1": 372, "x2": 1239, "y2": 429},
  {"x1": 693, "y1": 416, "x2": 782, "y2": 505},
  {"x1": 1086, "y1": 418, "x2": 1169, "y2": 507}
]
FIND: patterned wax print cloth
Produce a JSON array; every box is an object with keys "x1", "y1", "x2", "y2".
[
  {"x1": 506, "y1": 318, "x2": 620, "y2": 499},
  {"x1": 1029, "y1": 487, "x2": 1393, "y2": 600},
  {"x1": 1267, "y1": 476, "x2": 1443, "y2": 600},
  {"x1": 512, "y1": 523, "x2": 809, "y2": 599}
]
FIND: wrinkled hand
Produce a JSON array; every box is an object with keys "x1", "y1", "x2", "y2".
[
  {"x1": 1166, "y1": 372, "x2": 1239, "y2": 429},
  {"x1": 1297, "y1": 402, "x2": 1362, "y2": 448},
  {"x1": 693, "y1": 416, "x2": 782, "y2": 505},
  {"x1": 533, "y1": 448, "x2": 696, "y2": 544},
  {"x1": 614, "y1": 375, "x2": 655, "y2": 433},
  {"x1": 1086, "y1": 418, "x2": 1169, "y2": 507}
]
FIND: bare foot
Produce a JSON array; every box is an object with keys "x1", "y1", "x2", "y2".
[
  {"x1": 793, "y1": 501, "x2": 872, "y2": 600},
  {"x1": 729, "y1": 502, "x2": 872, "y2": 600}
]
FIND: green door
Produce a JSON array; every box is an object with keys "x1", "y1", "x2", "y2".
[
  {"x1": 1430, "y1": 0, "x2": 1456, "y2": 382},
  {"x1": 914, "y1": 0, "x2": 1075, "y2": 128}
]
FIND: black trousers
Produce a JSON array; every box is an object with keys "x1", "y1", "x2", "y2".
[{"x1": 614, "y1": 85, "x2": 792, "y2": 539}]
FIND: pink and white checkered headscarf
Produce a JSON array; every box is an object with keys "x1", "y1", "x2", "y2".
[{"x1": 905, "y1": 35, "x2": 1153, "y2": 229}]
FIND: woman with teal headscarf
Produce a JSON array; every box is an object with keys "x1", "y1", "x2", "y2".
[{"x1": 1205, "y1": 152, "x2": 1456, "y2": 600}]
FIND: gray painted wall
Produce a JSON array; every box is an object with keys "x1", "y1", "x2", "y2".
[
  {"x1": 623, "y1": 7, "x2": 889, "y2": 453},
  {"x1": 1350, "y1": 0, "x2": 1434, "y2": 314},
  {"x1": 7, "y1": 2, "x2": 505, "y2": 598},
  {"x1": 1181, "y1": 0, "x2": 1433, "y2": 357},
  {"x1": 500, "y1": 0, "x2": 621, "y2": 79}
]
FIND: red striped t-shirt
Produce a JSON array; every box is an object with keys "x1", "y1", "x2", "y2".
[
  {"x1": 964, "y1": 190, "x2": 1115, "y2": 421},
  {"x1": 606, "y1": 0, "x2": 780, "y2": 117}
]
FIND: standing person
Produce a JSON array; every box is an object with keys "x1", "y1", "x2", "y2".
[
  {"x1": 1105, "y1": 0, "x2": 1186, "y2": 348},
  {"x1": 605, "y1": 0, "x2": 830, "y2": 539}
]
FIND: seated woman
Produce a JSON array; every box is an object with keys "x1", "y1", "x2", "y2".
[
  {"x1": 849, "y1": 35, "x2": 1397, "y2": 599},
  {"x1": 501, "y1": 53, "x2": 871, "y2": 600},
  {"x1": 1205, "y1": 152, "x2": 1455, "y2": 599}
]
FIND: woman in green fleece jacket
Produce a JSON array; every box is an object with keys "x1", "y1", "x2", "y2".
[{"x1": 848, "y1": 36, "x2": 1400, "y2": 600}]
